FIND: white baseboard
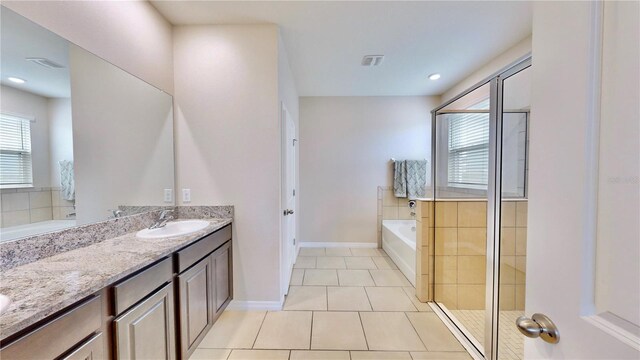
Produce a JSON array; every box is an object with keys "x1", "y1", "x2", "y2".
[
  {"x1": 299, "y1": 241, "x2": 377, "y2": 248},
  {"x1": 226, "y1": 300, "x2": 283, "y2": 311}
]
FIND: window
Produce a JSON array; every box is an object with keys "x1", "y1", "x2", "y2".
[
  {"x1": 447, "y1": 99, "x2": 490, "y2": 189},
  {"x1": 0, "y1": 114, "x2": 33, "y2": 188}
]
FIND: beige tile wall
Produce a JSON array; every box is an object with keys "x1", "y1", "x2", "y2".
[
  {"x1": 0, "y1": 188, "x2": 75, "y2": 228},
  {"x1": 51, "y1": 189, "x2": 76, "y2": 220},
  {"x1": 415, "y1": 201, "x2": 433, "y2": 302},
  {"x1": 433, "y1": 201, "x2": 487, "y2": 310},
  {"x1": 377, "y1": 186, "x2": 415, "y2": 245},
  {"x1": 499, "y1": 201, "x2": 527, "y2": 310},
  {"x1": 424, "y1": 200, "x2": 527, "y2": 311}
]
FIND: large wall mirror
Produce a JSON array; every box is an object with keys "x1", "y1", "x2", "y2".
[{"x1": 0, "y1": 7, "x2": 175, "y2": 242}]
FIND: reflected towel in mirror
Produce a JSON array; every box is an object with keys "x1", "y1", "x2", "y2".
[{"x1": 59, "y1": 160, "x2": 75, "y2": 201}]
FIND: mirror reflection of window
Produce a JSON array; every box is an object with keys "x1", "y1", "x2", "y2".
[
  {"x1": 0, "y1": 6, "x2": 175, "y2": 242},
  {"x1": 0, "y1": 114, "x2": 33, "y2": 188},
  {"x1": 0, "y1": 7, "x2": 75, "y2": 241}
]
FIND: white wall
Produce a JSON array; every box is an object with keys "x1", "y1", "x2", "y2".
[
  {"x1": 47, "y1": 98, "x2": 73, "y2": 187},
  {"x1": 441, "y1": 35, "x2": 532, "y2": 103},
  {"x1": 0, "y1": 85, "x2": 51, "y2": 188},
  {"x1": 173, "y1": 25, "x2": 282, "y2": 303},
  {"x1": 70, "y1": 45, "x2": 174, "y2": 225},
  {"x1": 3, "y1": 0, "x2": 174, "y2": 93},
  {"x1": 299, "y1": 96, "x2": 438, "y2": 244}
]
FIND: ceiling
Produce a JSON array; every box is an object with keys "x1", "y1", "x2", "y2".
[
  {"x1": 151, "y1": 1, "x2": 532, "y2": 97},
  {"x1": 0, "y1": 7, "x2": 71, "y2": 98}
]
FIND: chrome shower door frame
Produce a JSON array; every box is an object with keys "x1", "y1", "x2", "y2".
[{"x1": 430, "y1": 55, "x2": 532, "y2": 360}]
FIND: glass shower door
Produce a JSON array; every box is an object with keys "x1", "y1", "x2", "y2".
[
  {"x1": 433, "y1": 83, "x2": 492, "y2": 355},
  {"x1": 496, "y1": 64, "x2": 531, "y2": 360}
]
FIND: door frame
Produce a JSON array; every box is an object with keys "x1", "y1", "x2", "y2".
[
  {"x1": 279, "y1": 102, "x2": 297, "y2": 301},
  {"x1": 488, "y1": 58, "x2": 532, "y2": 360}
]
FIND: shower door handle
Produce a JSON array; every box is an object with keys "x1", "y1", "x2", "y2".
[{"x1": 516, "y1": 313, "x2": 560, "y2": 344}]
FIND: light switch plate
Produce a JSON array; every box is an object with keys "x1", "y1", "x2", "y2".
[
  {"x1": 182, "y1": 189, "x2": 191, "y2": 203},
  {"x1": 164, "y1": 189, "x2": 173, "y2": 203}
]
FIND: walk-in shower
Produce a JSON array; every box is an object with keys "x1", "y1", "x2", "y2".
[{"x1": 428, "y1": 57, "x2": 532, "y2": 360}]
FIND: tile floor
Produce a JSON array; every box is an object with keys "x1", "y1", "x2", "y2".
[
  {"x1": 449, "y1": 309, "x2": 523, "y2": 360},
  {"x1": 191, "y1": 248, "x2": 472, "y2": 360}
]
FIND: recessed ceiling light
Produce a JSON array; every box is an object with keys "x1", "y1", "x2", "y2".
[
  {"x1": 428, "y1": 73, "x2": 441, "y2": 80},
  {"x1": 8, "y1": 77, "x2": 26, "y2": 84}
]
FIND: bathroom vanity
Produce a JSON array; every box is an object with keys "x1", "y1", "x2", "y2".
[{"x1": 0, "y1": 220, "x2": 233, "y2": 360}]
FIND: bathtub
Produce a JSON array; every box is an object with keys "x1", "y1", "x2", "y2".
[
  {"x1": 0, "y1": 220, "x2": 77, "y2": 242},
  {"x1": 382, "y1": 220, "x2": 416, "y2": 286}
]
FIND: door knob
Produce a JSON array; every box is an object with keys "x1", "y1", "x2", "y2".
[
  {"x1": 516, "y1": 313, "x2": 560, "y2": 344},
  {"x1": 283, "y1": 209, "x2": 294, "y2": 216}
]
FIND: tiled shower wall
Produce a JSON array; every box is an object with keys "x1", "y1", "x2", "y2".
[
  {"x1": 0, "y1": 188, "x2": 75, "y2": 228},
  {"x1": 433, "y1": 201, "x2": 488, "y2": 310},
  {"x1": 430, "y1": 200, "x2": 527, "y2": 311}
]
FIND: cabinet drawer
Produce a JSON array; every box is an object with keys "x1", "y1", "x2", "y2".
[
  {"x1": 113, "y1": 257, "x2": 173, "y2": 315},
  {"x1": 0, "y1": 295, "x2": 102, "y2": 360},
  {"x1": 176, "y1": 225, "x2": 231, "y2": 273},
  {"x1": 60, "y1": 332, "x2": 104, "y2": 360}
]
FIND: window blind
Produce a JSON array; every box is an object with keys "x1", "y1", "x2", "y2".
[
  {"x1": 0, "y1": 114, "x2": 33, "y2": 187},
  {"x1": 447, "y1": 111, "x2": 490, "y2": 188}
]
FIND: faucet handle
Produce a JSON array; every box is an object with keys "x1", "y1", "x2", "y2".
[{"x1": 108, "y1": 209, "x2": 124, "y2": 218}]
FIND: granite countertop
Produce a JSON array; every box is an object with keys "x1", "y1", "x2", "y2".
[{"x1": 0, "y1": 218, "x2": 232, "y2": 340}]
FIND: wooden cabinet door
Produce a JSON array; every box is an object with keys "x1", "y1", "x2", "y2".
[
  {"x1": 178, "y1": 256, "x2": 214, "y2": 358},
  {"x1": 211, "y1": 241, "x2": 232, "y2": 317},
  {"x1": 114, "y1": 282, "x2": 175, "y2": 360}
]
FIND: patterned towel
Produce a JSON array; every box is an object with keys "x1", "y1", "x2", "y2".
[
  {"x1": 393, "y1": 160, "x2": 407, "y2": 197},
  {"x1": 59, "y1": 160, "x2": 75, "y2": 201},
  {"x1": 405, "y1": 160, "x2": 428, "y2": 199}
]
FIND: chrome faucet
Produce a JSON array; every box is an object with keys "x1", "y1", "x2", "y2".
[
  {"x1": 149, "y1": 210, "x2": 174, "y2": 229},
  {"x1": 109, "y1": 209, "x2": 125, "y2": 218}
]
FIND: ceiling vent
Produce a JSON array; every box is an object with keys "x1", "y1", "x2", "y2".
[
  {"x1": 361, "y1": 55, "x2": 384, "y2": 67},
  {"x1": 26, "y1": 57, "x2": 65, "y2": 69}
]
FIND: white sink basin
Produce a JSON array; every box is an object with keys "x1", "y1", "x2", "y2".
[
  {"x1": 136, "y1": 220, "x2": 210, "y2": 239},
  {"x1": 0, "y1": 294, "x2": 11, "y2": 316}
]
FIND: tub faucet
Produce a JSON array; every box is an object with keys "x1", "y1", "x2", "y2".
[
  {"x1": 408, "y1": 200, "x2": 416, "y2": 217},
  {"x1": 150, "y1": 210, "x2": 174, "y2": 229}
]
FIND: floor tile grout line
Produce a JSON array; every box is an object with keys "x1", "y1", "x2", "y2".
[
  {"x1": 251, "y1": 310, "x2": 269, "y2": 349},
  {"x1": 362, "y1": 286, "x2": 374, "y2": 312},
  {"x1": 357, "y1": 311, "x2": 370, "y2": 351},
  {"x1": 309, "y1": 311, "x2": 315, "y2": 350},
  {"x1": 404, "y1": 311, "x2": 430, "y2": 352},
  {"x1": 325, "y1": 286, "x2": 328, "y2": 311}
]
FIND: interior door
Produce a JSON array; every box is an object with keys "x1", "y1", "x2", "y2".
[
  {"x1": 281, "y1": 103, "x2": 297, "y2": 297},
  {"x1": 526, "y1": 1, "x2": 639, "y2": 358}
]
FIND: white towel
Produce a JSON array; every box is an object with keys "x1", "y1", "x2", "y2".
[{"x1": 59, "y1": 160, "x2": 75, "y2": 201}]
